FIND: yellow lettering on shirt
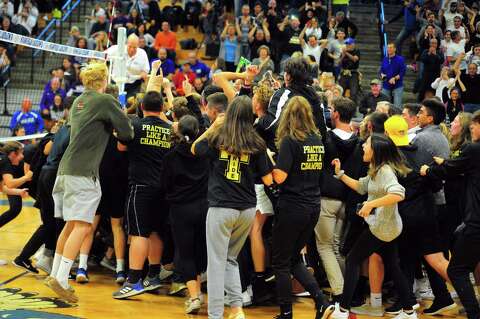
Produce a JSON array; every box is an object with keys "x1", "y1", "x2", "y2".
[
  {"x1": 140, "y1": 124, "x2": 171, "y2": 148},
  {"x1": 219, "y1": 150, "x2": 250, "y2": 183},
  {"x1": 301, "y1": 145, "x2": 325, "y2": 171}
]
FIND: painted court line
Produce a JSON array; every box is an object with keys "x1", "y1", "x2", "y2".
[{"x1": 0, "y1": 271, "x2": 28, "y2": 287}]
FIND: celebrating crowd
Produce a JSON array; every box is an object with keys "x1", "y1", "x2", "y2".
[{"x1": 2, "y1": 1, "x2": 480, "y2": 319}]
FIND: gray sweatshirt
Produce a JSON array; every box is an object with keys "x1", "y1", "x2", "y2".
[{"x1": 357, "y1": 165, "x2": 405, "y2": 242}]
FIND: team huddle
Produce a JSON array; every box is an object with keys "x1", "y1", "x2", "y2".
[{"x1": 1, "y1": 55, "x2": 480, "y2": 319}]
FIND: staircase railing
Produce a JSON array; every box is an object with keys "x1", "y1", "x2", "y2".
[
  {"x1": 377, "y1": 0, "x2": 388, "y2": 59},
  {"x1": 30, "y1": 0, "x2": 84, "y2": 83}
]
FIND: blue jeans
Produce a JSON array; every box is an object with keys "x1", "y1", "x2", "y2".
[
  {"x1": 464, "y1": 104, "x2": 480, "y2": 113},
  {"x1": 382, "y1": 86, "x2": 404, "y2": 108},
  {"x1": 394, "y1": 27, "x2": 416, "y2": 56}
]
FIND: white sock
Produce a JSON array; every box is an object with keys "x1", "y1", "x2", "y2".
[
  {"x1": 116, "y1": 259, "x2": 125, "y2": 273},
  {"x1": 51, "y1": 253, "x2": 62, "y2": 277},
  {"x1": 79, "y1": 254, "x2": 88, "y2": 270},
  {"x1": 371, "y1": 292, "x2": 382, "y2": 308},
  {"x1": 56, "y1": 257, "x2": 73, "y2": 289}
]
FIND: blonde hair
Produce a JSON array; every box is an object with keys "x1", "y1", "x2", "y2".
[
  {"x1": 253, "y1": 83, "x2": 274, "y2": 109},
  {"x1": 80, "y1": 62, "x2": 108, "y2": 90},
  {"x1": 276, "y1": 96, "x2": 319, "y2": 146}
]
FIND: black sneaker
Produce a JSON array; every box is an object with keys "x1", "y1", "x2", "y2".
[
  {"x1": 316, "y1": 304, "x2": 334, "y2": 319},
  {"x1": 12, "y1": 258, "x2": 39, "y2": 274},
  {"x1": 385, "y1": 301, "x2": 402, "y2": 315},
  {"x1": 423, "y1": 300, "x2": 456, "y2": 315}
]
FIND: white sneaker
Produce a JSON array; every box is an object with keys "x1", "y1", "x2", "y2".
[
  {"x1": 351, "y1": 303, "x2": 384, "y2": 317},
  {"x1": 242, "y1": 285, "x2": 252, "y2": 307},
  {"x1": 159, "y1": 266, "x2": 173, "y2": 280},
  {"x1": 415, "y1": 277, "x2": 434, "y2": 300},
  {"x1": 35, "y1": 255, "x2": 52, "y2": 274},
  {"x1": 392, "y1": 310, "x2": 418, "y2": 319},
  {"x1": 32, "y1": 245, "x2": 45, "y2": 262},
  {"x1": 331, "y1": 303, "x2": 349, "y2": 319}
]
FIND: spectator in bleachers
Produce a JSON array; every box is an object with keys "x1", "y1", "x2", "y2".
[
  {"x1": 71, "y1": 37, "x2": 89, "y2": 67},
  {"x1": 138, "y1": 36, "x2": 156, "y2": 62},
  {"x1": 90, "y1": 1, "x2": 106, "y2": 20},
  {"x1": 66, "y1": 26, "x2": 81, "y2": 47},
  {"x1": 327, "y1": 28, "x2": 346, "y2": 77},
  {"x1": 334, "y1": 11, "x2": 358, "y2": 38},
  {"x1": 50, "y1": 94, "x2": 65, "y2": 121},
  {"x1": 300, "y1": 25, "x2": 326, "y2": 64},
  {"x1": 157, "y1": 47, "x2": 175, "y2": 79},
  {"x1": 9, "y1": 98, "x2": 43, "y2": 135},
  {"x1": 173, "y1": 62, "x2": 196, "y2": 96},
  {"x1": 193, "y1": 77, "x2": 204, "y2": 94},
  {"x1": 11, "y1": 124, "x2": 25, "y2": 137},
  {"x1": 61, "y1": 57, "x2": 77, "y2": 91},
  {"x1": 447, "y1": 30, "x2": 467, "y2": 69},
  {"x1": 128, "y1": 8, "x2": 142, "y2": 27},
  {"x1": 90, "y1": 14, "x2": 109, "y2": 38},
  {"x1": 339, "y1": 37, "x2": 361, "y2": 104},
  {"x1": 386, "y1": 0, "x2": 419, "y2": 57},
  {"x1": 248, "y1": 18, "x2": 271, "y2": 60},
  {"x1": 305, "y1": 16, "x2": 323, "y2": 40},
  {"x1": 359, "y1": 79, "x2": 390, "y2": 116},
  {"x1": 380, "y1": 43, "x2": 406, "y2": 107},
  {"x1": 17, "y1": 1, "x2": 38, "y2": 20},
  {"x1": 153, "y1": 22, "x2": 177, "y2": 59},
  {"x1": 441, "y1": 0, "x2": 463, "y2": 31},
  {"x1": 418, "y1": 38, "x2": 444, "y2": 101},
  {"x1": 187, "y1": 52, "x2": 210, "y2": 81},
  {"x1": 278, "y1": 15, "x2": 302, "y2": 63},
  {"x1": 252, "y1": 45, "x2": 275, "y2": 82},
  {"x1": 219, "y1": 23, "x2": 240, "y2": 72},
  {"x1": 136, "y1": 23, "x2": 154, "y2": 47},
  {"x1": 332, "y1": 0, "x2": 349, "y2": 16},
  {"x1": 451, "y1": 15, "x2": 469, "y2": 40},
  {"x1": 236, "y1": 4, "x2": 255, "y2": 59},
  {"x1": 185, "y1": 0, "x2": 202, "y2": 31},
  {"x1": 162, "y1": 0, "x2": 184, "y2": 31},
  {"x1": 0, "y1": 0, "x2": 14, "y2": 18},
  {"x1": 445, "y1": 87, "x2": 464, "y2": 122},
  {"x1": 455, "y1": 59, "x2": 480, "y2": 112},
  {"x1": 40, "y1": 77, "x2": 66, "y2": 116},
  {"x1": 11, "y1": 5, "x2": 35, "y2": 35}
]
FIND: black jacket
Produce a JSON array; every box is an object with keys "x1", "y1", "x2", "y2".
[
  {"x1": 427, "y1": 142, "x2": 480, "y2": 230},
  {"x1": 267, "y1": 85, "x2": 327, "y2": 141},
  {"x1": 320, "y1": 130, "x2": 358, "y2": 200},
  {"x1": 163, "y1": 143, "x2": 209, "y2": 203}
]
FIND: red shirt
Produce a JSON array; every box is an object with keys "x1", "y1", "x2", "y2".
[{"x1": 173, "y1": 70, "x2": 196, "y2": 95}]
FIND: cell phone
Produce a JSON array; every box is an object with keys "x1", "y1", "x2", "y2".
[{"x1": 356, "y1": 202, "x2": 376, "y2": 216}]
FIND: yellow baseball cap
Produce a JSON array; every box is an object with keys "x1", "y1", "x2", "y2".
[{"x1": 384, "y1": 115, "x2": 409, "y2": 146}]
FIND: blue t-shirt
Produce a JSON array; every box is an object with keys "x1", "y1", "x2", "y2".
[{"x1": 224, "y1": 39, "x2": 237, "y2": 63}]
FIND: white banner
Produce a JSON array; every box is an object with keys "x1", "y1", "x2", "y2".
[
  {"x1": 0, "y1": 30, "x2": 106, "y2": 60},
  {"x1": 0, "y1": 133, "x2": 48, "y2": 143}
]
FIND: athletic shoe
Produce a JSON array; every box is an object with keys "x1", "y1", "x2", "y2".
[
  {"x1": 115, "y1": 271, "x2": 126, "y2": 284},
  {"x1": 351, "y1": 303, "x2": 384, "y2": 317},
  {"x1": 44, "y1": 276, "x2": 53, "y2": 288},
  {"x1": 159, "y1": 266, "x2": 174, "y2": 281},
  {"x1": 330, "y1": 303, "x2": 349, "y2": 319},
  {"x1": 242, "y1": 288, "x2": 253, "y2": 307},
  {"x1": 198, "y1": 293, "x2": 205, "y2": 305},
  {"x1": 227, "y1": 310, "x2": 245, "y2": 319},
  {"x1": 184, "y1": 297, "x2": 201, "y2": 314},
  {"x1": 386, "y1": 302, "x2": 420, "y2": 315},
  {"x1": 100, "y1": 257, "x2": 116, "y2": 272},
  {"x1": 75, "y1": 268, "x2": 89, "y2": 283},
  {"x1": 143, "y1": 275, "x2": 162, "y2": 292},
  {"x1": 35, "y1": 255, "x2": 52, "y2": 274},
  {"x1": 0, "y1": 259, "x2": 7, "y2": 266},
  {"x1": 274, "y1": 312, "x2": 292, "y2": 319},
  {"x1": 423, "y1": 300, "x2": 456, "y2": 315},
  {"x1": 12, "y1": 258, "x2": 39, "y2": 274},
  {"x1": 112, "y1": 280, "x2": 145, "y2": 299},
  {"x1": 168, "y1": 282, "x2": 187, "y2": 296},
  {"x1": 392, "y1": 311, "x2": 418, "y2": 319},
  {"x1": 316, "y1": 304, "x2": 335, "y2": 319},
  {"x1": 48, "y1": 277, "x2": 79, "y2": 303}
]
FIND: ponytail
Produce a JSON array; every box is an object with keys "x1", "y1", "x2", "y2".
[{"x1": 172, "y1": 115, "x2": 199, "y2": 145}]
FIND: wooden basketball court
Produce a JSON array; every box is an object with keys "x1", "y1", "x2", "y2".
[{"x1": 0, "y1": 195, "x2": 464, "y2": 319}]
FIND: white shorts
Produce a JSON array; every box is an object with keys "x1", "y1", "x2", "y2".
[
  {"x1": 255, "y1": 184, "x2": 274, "y2": 215},
  {"x1": 52, "y1": 175, "x2": 102, "y2": 224}
]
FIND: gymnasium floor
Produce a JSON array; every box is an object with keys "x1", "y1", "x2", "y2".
[{"x1": 0, "y1": 197, "x2": 464, "y2": 319}]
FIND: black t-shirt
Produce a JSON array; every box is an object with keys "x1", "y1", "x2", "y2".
[
  {"x1": 125, "y1": 116, "x2": 172, "y2": 187},
  {"x1": 341, "y1": 48, "x2": 360, "y2": 70},
  {"x1": 283, "y1": 26, "x2": 302, "y2": 56},
  {"x1": 276, "y1": 134, "x2": 325, "y2": 208},
  {"x1": 0, "y1": 154, "x2": 14, "y2": 179},
  {"x1": 195, "y1": 139, "x2": 271, "y2": 210},
  {"x1": 459, "y1": 73, "x2": 480, "y2": 104}
]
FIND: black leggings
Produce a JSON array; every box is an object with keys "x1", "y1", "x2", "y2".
[
  {"x1": 272, "y1": 204, "x2": 326, "y2": 308},
  {"x1": 447, "y1": 226, "x2": 480, "y2": 319},
  {"x1": 18, "y1": 168, "x2": 63, "y2": 260},
  {"x1": 0, "y1": 195, "x2": 23, "y2": 228},
  {"x1": 170, "y1": 198, "x2": 208, "y2": 282},
  {"x1": 340, "y1": 229, "x2": 413, "y2": 311}
]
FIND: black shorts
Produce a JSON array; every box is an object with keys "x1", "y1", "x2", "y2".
[
  {"x1": 125, "y1": 184, "x2": 167, "y2": 238},
  {"x1": 97, "y1": 176, "x2": 128, "y2": 219}
]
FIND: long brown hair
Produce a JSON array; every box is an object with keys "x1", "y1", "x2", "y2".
[
  {"x1": 368, "y1": 134, "x2": 411, "y2": 179},
  {"x1": 208, "y1": 95, "x2": 266, "y2": 156},
  {"x1": 450, "y1": 112, "x2": 472, "y2": 152},
  {"x1": 276, "y1": 96, "x2": 319, "y2": 146},
  {"x1": 0, "y1": 141, "x2": 23, "y2": 155}
]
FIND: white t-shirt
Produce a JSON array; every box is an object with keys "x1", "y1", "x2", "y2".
[
  {"x1": 443, "y1": 11, "x2": 463, "y2": 31},
  {"x1": 431, "y1": 77, "x2": 455, "y2": 100},
  {"x1": 305, "y1": 27, "x2": 322, "y2": 41},
  {"x1": 446, "y1": 39, "x2": 466, "y2": 69},
  {"x1": 303, "y1": 43, "x2": 323, "y2": 64},
  {"x1": 449, "y1": 25, "x2": 467, "y2": 39}
]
